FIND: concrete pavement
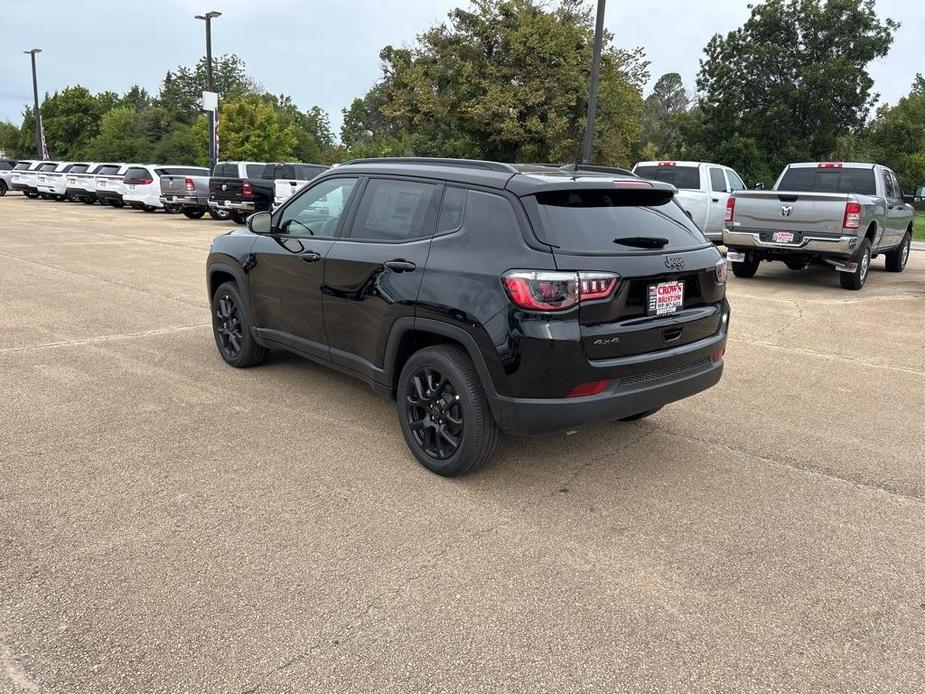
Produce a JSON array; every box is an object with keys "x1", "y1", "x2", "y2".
[{"x1": 1, "y1": 194, "x2": 923, "y2": 693}]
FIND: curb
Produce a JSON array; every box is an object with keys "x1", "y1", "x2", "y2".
[{"x1": 912, "y1": 242, "x2": 925, "y2": 252}]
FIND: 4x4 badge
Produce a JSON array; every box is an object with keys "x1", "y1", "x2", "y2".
[{"x1": 664, "y1": 256, "x2": 685, "y2": 270}]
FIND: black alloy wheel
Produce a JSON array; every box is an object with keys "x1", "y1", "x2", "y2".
[
  {"x1": 214, "y1": 292, "x2": 244, "y2": 360},
  {"x1": 405, "y1": 367, "x2": 464, "y2": 461}
]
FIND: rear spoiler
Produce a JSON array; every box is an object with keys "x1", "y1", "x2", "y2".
[{"x1": 512, "y1": 178, "x2": 677, "y2": 199}]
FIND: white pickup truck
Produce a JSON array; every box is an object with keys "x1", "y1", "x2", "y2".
[
  {"x1": 272, "y1": 163, "x2": 329, "y2": 209},
  {"x1": 632, "y1": 161, "x2": 747, "y2": 243}
]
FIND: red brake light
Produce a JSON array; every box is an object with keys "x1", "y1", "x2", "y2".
[
  {"x1": 843, "y1": 201, "x2": 861, "y2": 229},
  {"x1": 725, "y1": 197, "x2": 735, "y2": 224},
  {"x1": 242, "y1": 181, "x2": 254, "y2": 198},
  {"x1": 502, "y1": 271, "x2": 619, "y2": 312},
  {"x1": 184, "y1": 177, "x2": 196, "y2": 192},
  {"x1": 658, "y1": 161, "x2": 676, "y2": 167},
  {"x1": 612, "y1": 180, "x2": 652, "y2": 189},
  {"x1": 567, "y1": 380, "x2": 610, "y2": 398},
  {"x1": 818, "y1": 162, "x2": 843, "y2": 168}
]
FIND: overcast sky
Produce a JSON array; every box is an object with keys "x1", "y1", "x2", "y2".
[{"x1": 1, "y1": 0, "x2": 921, "y2": 138}]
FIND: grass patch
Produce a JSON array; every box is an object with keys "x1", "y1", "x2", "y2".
[{"x1": 915, "y1": 211, "x2": 925, "y2": 242}]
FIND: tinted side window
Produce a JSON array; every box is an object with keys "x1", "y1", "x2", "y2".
[
  {"x1": 277, "y1": 177, "x2": 358, "y2": 238},
  {"x1": 349, "y1": 179, "x2": 440, "y2": 242},
  {"x1": 438, "y1": 186, "x2": 467, "y2": 233},
  {"x1": 246, "y1": 164, "x2": 266, "y2": 178},
  {"x1": 709, "y1": 167, "x2": 728, "y2": 192}
]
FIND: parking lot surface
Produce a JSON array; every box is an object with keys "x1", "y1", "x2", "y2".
[{"x1": 1, "y1": 194, "x2": 924, "y2": 693}]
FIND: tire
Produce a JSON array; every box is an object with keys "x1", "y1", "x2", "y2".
[
  {"x1": 884, "y1": 232, "x2": 911, "y2": 273},
  {"x1": 0, "y1": 180, "x2": 7, "y2": 196},
  {"x1": 81, "y1": 198, "x2": 96, "y2": 205},
  {"x1": 397, "y1": 345, "x2": 501, "y2": 476},
  {"x1": 208, "y1": 208, "x2": 232, "y2": 221},
  {"x1": 619, "y1": 407, "x2": 663, "y2": 422},
  {"x1": 784, "y1": 258, "x2": 807, "y2": 271},
  {"x1": 142, "y1": 205, "x2": 156, "y2": 213},
  {"x1": 839, "y1": 238, "x2": 871, "y2": 290},
  {"x1": 231, "y1": 210, "x2": 248, "y2": 225},
  {"x1": 731, "y1": 252, "x2": 760, "y2": 278},
  {"x1": 164, "y1": 205, "x2": 182, "y2": 214},
  {"x1": 23, "y1": 191, "x2": 39, "y2": 199},
  {"x1": 183, "y1": 208, "x2": 206, "y2": 220},
  {"x1": 211, "y1": 281, "x2": 267, "y2": 368},
  {"x1": 110, "y1": 200, "x2": 125, "y2": 208}
]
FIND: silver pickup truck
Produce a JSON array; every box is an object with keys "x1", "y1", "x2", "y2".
[
  {"x1": 160, "y1": 170, "x2": 231, "y2": 220},
  {"x1": 724, "y1": 162, "x2": 917, "y2": 290}
]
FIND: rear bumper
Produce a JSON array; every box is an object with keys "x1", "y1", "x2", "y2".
[
  {"x1": 724, "y1": 228, "x2": 859, "y2": 257},
  {"x1": 161, "y1": 194, "x2": 207, "y2": 208},
  {"x1": 489, "y1": 319, "x2": 728, "y2": 434},
  {"x1": 209, "y1": 199, "x2": 255, "y2": 212},
  {"x1": 65, "y1": 186, "x2": 95, "y2": 197},
  {"x1": 11, "y1": 183, "x2": 36, "y2": 193},
  {"x1": 96, "y1": 190, "x2": 123, "y2": 202}
]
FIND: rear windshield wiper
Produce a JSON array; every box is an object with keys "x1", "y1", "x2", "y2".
[{"x1": 613, "y1": 236, "x2": 670, "y2": 249}]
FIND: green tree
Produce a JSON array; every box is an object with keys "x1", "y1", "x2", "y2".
[
  {"x1": 85, "y1": 107, "x2": 151, "y2": 161},
  {"x1": 690, "y1": 0, "x2": 897, "y2": 183},
  {"x1": 219, "y1": 94, "x2": 298, "y2": 161},
  {"x1": 157, "y1": 55, "x2": 253, "y2": 120},
  {"x1": 865, "y1": 75, "x2": 925, "y2": 192},
  {"x1": 640, "y1": 73, "x2": 690, "y2": 159},
  {"x1": 347, "y1": 0, "x2": 648, "y2": 166},
  {"x1": 0, "y1": 120, "x2": 22, "y2": 158}
]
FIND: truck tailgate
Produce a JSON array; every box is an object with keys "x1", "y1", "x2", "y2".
[
  {"x1": 209, "y1": 177, "x2": 244, "y2": 200},
  {"x1": 732, "y1": 191, "x2": 851, "y2": 234}
]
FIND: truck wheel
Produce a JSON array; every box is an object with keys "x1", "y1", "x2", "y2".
[
  {"x1": 142, "y1": 205, "x2": 157, "y2": 213},
  {"x1": 183, "y1": 208, "x2": 206, "y2": 219},
  {"x1": 884, "y1": 232, "x2": 911, "y2": 273},
  {"x1": 784, "y1": 258, "x2": 807, "y2": 271},
  {"x1": 231, "y1": 211, "x2": 247, "y2": 225},
  {"x1": 209, "y1": 208, "x2": 232, "y2": 221},
  {"x1": 82, "y1": 198, "x2": 96, "y2": 205},
  {"x1": 731, "y1": 252, "x2": 760, "y2": 278},
  {"x1": 839, "y1": 239, "x2": 871, "y2": 290},
  {"x1": 211, "y1": 282, "x2": 267, "y2": 368},
  {"x1": 397, "y1": 345, "x2": 501, "y2": 477}
]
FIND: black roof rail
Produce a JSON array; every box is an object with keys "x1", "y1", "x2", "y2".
[
  {"x1": 558, "y1": 163, "x2": 638, "y2": 177},
  {"x1": 339, "y1": 157, "x2": 520, "y2": 173}
]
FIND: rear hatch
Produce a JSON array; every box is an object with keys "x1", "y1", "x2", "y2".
[{"x1": 524, "y1": 183, "x2": 726, "y2": 361}]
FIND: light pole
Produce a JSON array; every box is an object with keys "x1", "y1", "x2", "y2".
[
  {"x1": 581, "y1": 0, "x2": 606, "y2": 164},
  {"x1": 24, "y1": 48, "x2": 42, "y2": 159},
  {"x1": 195, "y1": 11, "x2": 222, "y2": 172}
]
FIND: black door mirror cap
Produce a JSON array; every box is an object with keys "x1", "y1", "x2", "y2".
[{"x1": 247, "y1": 211, "x2": 272, "y2": 234}]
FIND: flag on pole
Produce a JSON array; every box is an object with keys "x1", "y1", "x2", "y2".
[{"x1": 39, "y1": 115, "x2": 49, "y2": 159}]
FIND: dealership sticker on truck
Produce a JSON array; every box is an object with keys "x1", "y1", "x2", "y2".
[
  {"x1": 772, "y1": 231, "x2": 796, "y2": 243},
  {"x1": 648, "y1": 281, "x2": 684, "y2": 316}
]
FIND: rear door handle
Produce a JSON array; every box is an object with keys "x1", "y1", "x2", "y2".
[
  {"x1": 301, "y1": 251, "x2": 321, "y2": 263},
  {"x1": 383, "y1": 260, "x2": 416, "y2": 273}
]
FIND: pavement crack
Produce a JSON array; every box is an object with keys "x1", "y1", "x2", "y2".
[
  {"x1": 648, "y1": 423, "x2": 924, "y2": 505},
  {"x1": 0, "y1": 324, "x2": 211, "y2": 354}
]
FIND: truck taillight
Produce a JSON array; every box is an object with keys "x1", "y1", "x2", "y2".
[
  {"x1": 242, "y1": 181, "x2": 254, "y2": 198},
  {"x1": 818, "y1": 162, "x2": 843, "y2": 168},
  {"x1": 725, "y1": 197, "x2": 735, "y2": 224},
  {"x1": 658, "y1": 161, "x2": 676, "y2": 167},
  {"x1": 184, "y1": 177, "x2": 195, "y2": 192},
  {"x1": 502, "y1": 271, "x2": 619, "y2": 312},
  {"x1": 843, "y1": 201, "x2": 861, "y2": 229}
]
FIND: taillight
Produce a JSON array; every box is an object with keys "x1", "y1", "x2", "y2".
[
  {"x1": 242, "y1": 181, "x2": 254, "y2": 198},
  {"x1": 184, "y1": 177, "x2": 195, "y2": 192},
  {"x1": 714, "y1": 257, "x2": 727, "y2": 285},
  {"x1": 567, "y1": 380, "x2": 610, "y2": 398},
  {"x1": 818, "y1": 162, "x2": 843, "y2": 168},
  {"x1": 658, "y1": 161, "x2": 676, "y2": 167},
  {"x1": 843, "y1": 201, "x2": 861, "y2": 229},
  {"x1": 725, "y1": 197, "x2": 735, "y2": 224},
  {"x1": 502, "y1": 271, "x2": 619, "y2": 311}
]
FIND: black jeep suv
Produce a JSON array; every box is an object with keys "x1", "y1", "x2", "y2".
[{"x1": 206, "y1": 158, "x2": 730, "y2": 475}]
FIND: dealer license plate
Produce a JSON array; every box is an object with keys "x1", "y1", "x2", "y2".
[
  {"x1": 648, "y1": 281, "x2": 684, "y2": 316},
  {"x1": 772, "y1": 231, "x2": 796, "y2": 243}
]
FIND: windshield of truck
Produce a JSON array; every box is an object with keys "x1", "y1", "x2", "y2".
[
  {"x1": 633, "y1": 165, "x2": 701, "y2": 190},
  {"x1": 777, "y1": 167, "x2": 877, "y2": 196}
]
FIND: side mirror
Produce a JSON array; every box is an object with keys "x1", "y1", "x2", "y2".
[
  {"x1": 754, "y1": 182, "x2": 766, "y2": 190},
  {"x1": 247, "y1": 211, "x2": 272, "y2": 234}
]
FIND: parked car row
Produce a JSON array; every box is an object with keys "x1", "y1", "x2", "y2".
[{"x1": 5, "y1": 159, "x2": 330, "y2": 223}]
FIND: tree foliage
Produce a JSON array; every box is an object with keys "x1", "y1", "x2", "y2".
[
  {"x1": 689, "y1": 0, "x2": 897, "y2": 184},
  {"x1": 640, "y1": 73, "x2": 690, "y2": 159},
  {"x1": 343, "y1": 0, "x2": 648, "y2": 166}
]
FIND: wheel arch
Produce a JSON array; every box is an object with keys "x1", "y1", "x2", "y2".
[{"x1": 383, "y1": 318, "x2": 499, "y2": 405}]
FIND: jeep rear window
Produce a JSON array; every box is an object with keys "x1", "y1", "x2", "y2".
[
  {"x1": 777, "y1": 168, "x2": 876, "y2": 195},
  {"x1": 531, "y1": 189, "x2": 707, "y2": 253},
  {"x1": 94, "y1": 165, "x2": 120, "y2": 175},
  {"x1": 633, "y1": 165, "x2": 701, "y2": 190},
  {"x1": 246, "y1": 164, "x2": 265, "y2": 178},
  {"x1": 124, "y1": 167, "x2": 150, "y2": 180},
  {"x1": 13, "y1": 162, "x2": 31, "y2": 170}
]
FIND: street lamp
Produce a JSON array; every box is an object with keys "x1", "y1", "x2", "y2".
[
  {"x1": 195, "y1": 11, "x2": 222, "y2": 171},
  {"x1": 23, "y1": 48, "x2": 43, "y2": 159},
  {"x1": 581, "y1": 0, "x2": 606, "y2": 164}
]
